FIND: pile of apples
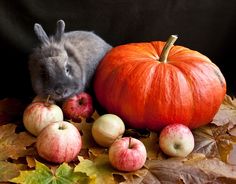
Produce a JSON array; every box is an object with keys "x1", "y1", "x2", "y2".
[
  {"x1": 23, "y1": 93, "x2": 94, "y2": 164},
  {"x1": 23, "y1": 92, "x2": 195, "y2": 172}
]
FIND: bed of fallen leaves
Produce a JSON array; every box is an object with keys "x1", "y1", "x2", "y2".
[{"x1": 0, "y1": 95, "x2": 236, "y2": 184}]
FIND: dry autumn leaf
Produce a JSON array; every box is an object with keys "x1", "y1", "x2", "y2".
[
  {"x1": 75, "y1": 154, "x2": 149, "y2": 184},
  {"x1": 0, "y1": 161, "x2": 27, "y2": 182},
  {"x1": 2, "y1": 94, "x2": 236, "y2": 183},
  {"x1": 212, "y1": 95, "x2": 236, "y2": 129},
  {"x1": 75, "y1": 155, "x2": 116, "y2": 184},
  {"x1": 0, "y1": 124, "x2": 36, "y2": 161},
  {"x1": 113, "y1": 168, "x2": 149, "y2": 184},
  {"x1": 193, "y1": 124, "x2": 236, "y2": 165},
  {"x1": 143, "y1": 153, "x2": 236, "y2": 184},
  {"x1": 139, "y1": 132, "x2": 160, "y2": 160},
  {"x1": 71, "y1": 111, "x2": 99, "y2": 150}
]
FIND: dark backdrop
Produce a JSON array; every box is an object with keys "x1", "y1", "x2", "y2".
[{"x1": 0, "y1": 0, "x2": 236, "y2": 99}]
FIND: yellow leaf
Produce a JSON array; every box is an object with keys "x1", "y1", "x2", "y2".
[
  {"x1": 75, "y1": 155, "x2": 116, "y2": 184},
  {"x1": 71, "y1": 111, "x2": 100, "y2": 149},
  {"x1": 0, "y1": 161, "x2": 26, "y2": 182},
  {"x1": 139, "y1": 132, "x2": 160, "y2": 160},
  {"x1": 0, "y1": 124, "x2": 36, "y2": 161}
]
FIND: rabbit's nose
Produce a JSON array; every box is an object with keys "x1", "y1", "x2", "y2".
[{"x1": 54, "y1": 87, "x2": 68, "y2": 95}]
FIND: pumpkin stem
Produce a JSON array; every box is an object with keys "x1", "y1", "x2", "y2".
[{"x1": 159, "y1": 35, "x2": 178, "y2": 63}]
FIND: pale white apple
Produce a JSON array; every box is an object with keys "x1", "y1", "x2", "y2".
[
  {"x1": 62, "y1": 92, "x2": 94, "y2": 122},
  {"x1": 159, "y1": 123, "x2": 194, "y2": 157},
  {"x1": 92, "y1": 114, "x2": 125, "y2": 147},
  {"x1": 108, "y1": 137, "x2": 147, "y2": 172},
  {"x1": 36, "y1": 121, "x2": 82, "y2": 163},
  {"x1": 23, "y1": 102, "x2": 63, "y2": 136}
]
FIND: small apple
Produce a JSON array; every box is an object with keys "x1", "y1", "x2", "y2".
[
  {"x1": 23, "y1": 102, "x2": 63, "y2": 136},
  {"x1": 36, "y1": 121, "x2": 82, "y2": 163},
  {"x1": 108, "y1": 137, "x2": 147, "y2": 172},
  {"x1": 92, "y1": 114, "x2": 125, "y2": 147},
  {"x1": 159, "y1": 123, "x2": 195, "y2": 157},
  {"x1": 62, "y1": 92, "x2": 94, "y2": 122}
]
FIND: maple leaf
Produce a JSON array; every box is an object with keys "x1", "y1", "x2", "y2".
[
  {"x1": 0, "y1": 161, "x2": 27, "y2": 182},
  {"x1": 192, "y1": 124, "x2": 236, "y2": 164},
  {"x1": 139, "y1": 132, "x2": 160, "y2": 160},
  {"x1": 10, "y1": 160, "x2": 86, "y2": 184},
  {"x1": 113, "y1": 168, "x2": 149, "y2": 184},
  {"x1": 143, "y1": 153, "x2": 236, "y2": 184},
  {"x1": 71, "y1": 111, "x2": 99, "y2": 150},
  {"x1": 75, "y1": 154, "x2": 151, "y2": 184},
  {"x1": 74, "y1": 155, "x2": 116, "y2": 184},
  {"x1": 212, "y1": 95, "x2": 236, "y2": 129},
  {"x1": 0, "y1": 124, "x2": 36, "y2": 161}
]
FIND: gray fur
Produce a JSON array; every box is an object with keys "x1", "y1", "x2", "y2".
[{"x1": 29, "y1": 20, "x2": 112, "y2": 101}]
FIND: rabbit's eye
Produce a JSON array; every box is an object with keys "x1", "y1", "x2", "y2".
[{"x1": 65, "y1": 65, "x2": 72, "y2": 75}]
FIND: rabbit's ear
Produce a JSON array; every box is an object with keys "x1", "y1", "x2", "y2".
[
  {"x1": 34, "y1": 23, "x2": 49, "y2": 44},
  {"x1": 55, "y1": 20, "x2": 65, "y2": 42}
]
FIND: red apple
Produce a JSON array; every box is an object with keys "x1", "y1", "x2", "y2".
[
  {"x1": 36, "y1": 121, "x2": 82, "y2": 163},
  {"x1": 159, "y1": 123, "x2": 195, "y2": 157},
  {"x1": 62, "y1": 92, "x2": 94, "y2": 122},
  {"x1": 23, "y1": 102, "x2": 63, "y2": 136},
  {"x1": 108, "y1": 137, "x2": 147, "y2": 172},
  {"x1": 92, "y1": 114, "x2": 125, "y2": 147}
]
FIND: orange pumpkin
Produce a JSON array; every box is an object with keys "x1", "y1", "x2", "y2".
[{"x1": 93, "y1": 35, "x2": 226, "y2": 131}]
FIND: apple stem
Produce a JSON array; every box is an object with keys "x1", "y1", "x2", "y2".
[
  {"x1": 78, "y1": 99, "x2": 84, "y2": 105},
  {"x1": 128, "y1": 137, "x2": 132, "y2": 149},
  {"x1": 59, "y1": 125, "x2": 65, "y2": 130},
  {"x1": 45, "y1": 95, "x2": 51, "y2": 107},
  {"x1": 159, "y1": 35, "x2": 178, "y2": 63}
]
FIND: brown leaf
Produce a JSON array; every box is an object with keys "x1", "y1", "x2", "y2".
[
  {"x1": 140, "y1": 132, "x2": 160, "y2": 160},
  {"x1": 0, "y1": 161, "x2": 27, "y2": 182},
  {"x1": 114, "y1": 168, "x2": 149, "y2": 184},
  {"x1": 227, "y1": 144, "x2": 236, "y2": 165},
  {"x1": 193, "y1": 124, "x2": 236, "y2": 165},
  {"x1": 193, "y1": 125, "x2": 220, "y2": 159},
  {"x1": 26, "y1": 156, "x2": 36, "y2": 168},
  {"x1": 71, "y1": 111, "x2": 100, "y2": 150},
  {"x1": 0, "y1": 124, "x2": 36, "y2": 161},
  {"x1": 212, "y1": 95, "x2": 236, "y2": 129},
  {"x1": 88, "y1": 147, "x2": 108, "y2": 158},
  {"x1": 144, "y1": 154, "x2": 236, "y2": 184},
  {"x1": 72, "y1": 119, "x2": 97, "y2": 150},
  {"x1": 229, "y1": 127, "x2": 236, "y2": 136}
]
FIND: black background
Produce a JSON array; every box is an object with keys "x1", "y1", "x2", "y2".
[{"x1": 0, "y1": 0, "x2": 236, "y2": 99}]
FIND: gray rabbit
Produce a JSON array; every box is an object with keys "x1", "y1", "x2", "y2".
[{"x1": 29, "y1": 20, "x2": 112, "y2": 101}]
